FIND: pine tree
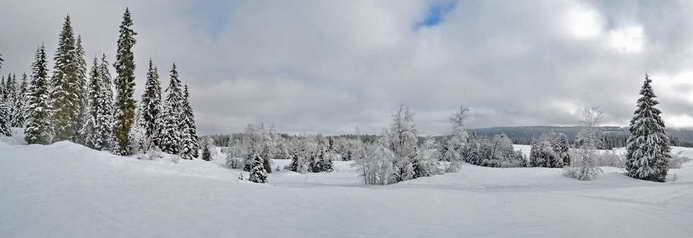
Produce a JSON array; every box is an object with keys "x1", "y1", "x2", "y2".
[
  {"x1": 625, "y1": 75, "x2": 671, "y2": 182},
  {"x1": 74, "y1": 36, "x2": 89, "y2": 144},
  {"x1": 159, "y1": 64, "x2": 183, "y2": 155},
  {"x1": 180, "y1": 84, "x2": 199, "y2": 160},
  {"x1": 50, "y1": 15, "x2": 81, "y2": 142},
  {"x1": 113, "y1": 8, "x2": 138, "y2": 155},
  {"x1": 140, "y1": 59, "x2": 162, "y2": 148},
  {"x1": 5, "y1": 74, "x2": 17, "y2": 127},
  {"x1": 10, "y1": 74, "x2": 29, "y2": 127},
  {"x1": 248, "y1": 152, "x2": 268, "y2": 183},
  {"x1": 82, "y1": 56, "x2": 115, "y2": 151},
  {"x1": 25, "y1": 46, "x2": 52, "y2": 144}
]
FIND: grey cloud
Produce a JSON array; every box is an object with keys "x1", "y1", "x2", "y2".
[{"x1": 3, "y1": 0, "x2": 693, "y2": 135}]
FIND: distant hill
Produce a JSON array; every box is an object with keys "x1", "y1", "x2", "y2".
[{"x1": 469, "y1": 126, "x2": 693, "y2": 148}]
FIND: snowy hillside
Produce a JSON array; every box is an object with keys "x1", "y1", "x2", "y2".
[{"x1": 1, "y1": 135, "x2": 693, "y2": 238}]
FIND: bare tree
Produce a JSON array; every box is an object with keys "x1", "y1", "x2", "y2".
[{"x1": 564, "y1": 107, "x2": 604, "y2": 180}]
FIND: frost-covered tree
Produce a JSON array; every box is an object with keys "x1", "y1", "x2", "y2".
[
  {"x1": 529, "y1": 138, "x2": 557, "y2": 167},
  {"x1": 247, "y1": 152, "x2": 268, "y2": 183},
  {"x1": 625, "y1": 75, "x2": 671, "y2": 182},
  {"x1": 355, "y1": 141, "x2": 396, "y2": 185},
  {"x1": 25, "y1": 46, "x2": 52, "y2": 144},
  {"x1": 12, "y1": 74, "x2": 29, "y2": 127},
  {"x1": 82, "y1": 56, "x2": 115, "y2": 151},
  {"x1": 113, "y1": 8, "x2": 138, "y2": 155},
  {"x1": 415, "y1": 138, "x2": 441, "y2": 176},
  {"x1": 74, "y1": 36, "x2": 89, "y2": 144},
  {"x1": 551, "y1": 133, "x2": 571, "y2": 167},
  {"x1": 443, "y1": 105, "x2": 470, "y2": 164},
  {"x1": 139, "y1": 59, "x2": 162, "y2": 147},
  {"x1": 0, "y1": 102, "x2": 10, "y2": 136},
  {"x1": 385, "y1": 105, "x2": 419, "y2": 182},
  {"x1": 159, "y1": 64, "x2": 183, "y2": 155},
  {"x1": 179, "y1": 84, "x2": 199, "y2": 160},
  {"x1": 50, "y1": 15, "x2": 82, "y2": 142},
  {"x1": 564, "y1": 107, "x2": 604, "y2": 180}
]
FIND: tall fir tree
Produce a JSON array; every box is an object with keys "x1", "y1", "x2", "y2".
[
  {"x1": 113, "y1": 8, "x2": 138, "y2": 155},
  {"x1": 179, "y1": 84, "x2": 199, "y2": 159},
  {"x1": 82, "y1": 56, "x2": 115, "y2": 151},
  {"x1": 74, "y1": 36, "x2": 89, "y2": 144},
  {"x1": 13, "y1": 73, "x2": 29, "y2": 127},
  {"x1": 159, "y1": 63, "x2": 183, "y2": 155},
  {"x1": 625, "y1": 75, "x2": 671, "y2": 182},
  {"x1": 25, "y1": 46, "x2": 52, "y2": 144},
  {"x1": 139, "y1": 59, "x2": 162, "y2": 148},
  {"x1": 50, "y1": 15, "x2": 81, "y2": 142}
]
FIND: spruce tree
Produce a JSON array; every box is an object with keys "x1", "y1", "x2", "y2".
[
  {"x1": 12, "y1": 73, "x2": 29, "y2": 127},
  {"x1": 625, "y1": 75, "x2": 671, "y2": 182},
  {"x1": 74, "y1": 36, "x2": 89, "y2": 144},
  {"x1": 113, "y1": 8, "x2": 138, "y2": 155},
  {"x1": 82, "y1": 56, "x2": 115, "y2": 150},
  {"x1": 248, "y1": 152, "x2": 268, "y2": 183},
  {"x1": 0, "y1": 103, "x2": 10, "y2": 136},
  {"x1": 98, "y1": 55, "x2": 115, "y2": 150},
  {"x1": 5, "y1": 74, "x2": 17, "y2": 127},
  {"x1": 140, "y1": 59, "x2": 162, "y2": 147},
  {"x1": 180, "y1": 84, "x2": 199, "y2": 160},
  {"x1": 25, "y1": 46, "x2": 52, "y2": 144},
  {"x1": 50, "y1": 15, "x2": 81, "y2": 142},
  {"x1": 159, "y1": 64, "x2": 183, "y2": 155}
]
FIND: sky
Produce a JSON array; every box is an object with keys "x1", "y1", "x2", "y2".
[{"x1": 3, "y1": 0, "x2": 693, "y2": 135}]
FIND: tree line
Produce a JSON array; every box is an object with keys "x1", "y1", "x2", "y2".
[{"x1": 0, "y1": 9, "x2": 200, "y2": 160}]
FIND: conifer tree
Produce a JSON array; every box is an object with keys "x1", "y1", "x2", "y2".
[
  {"x1": 50, "y1": 15, "x2": 81, "y2": 142},
  {"x1": 82, "y1": 56, "x2": 115, "y2": 150},
  {"x1": 625, "y1": 75, "x2": 671, "y2": 182},
  {"x1": 12, "y1": 73, "x2": 29, "y2": 127},
  {"x1": 5, "y1": 74, "x2": 17, "y2": 126},
  {"x1": 25, "y1": 46, "x2": 52, "y2": 144},
  {"x1": 140, "y1": 59, "x2": 162, "y2": 147},
  {"x1": 179, "y1": 84, "x2": 199, "y2": 159},
  {"x1": 248, "y1": 152, "x2": 268, "y2": 183},
  {"x1": 0, "y1": 103, "x2": 10, "y2": 136},
  {"x1": 113, "y1": 8, "x2": 138, "y2": 155},
  {"x1": 159, "y1": 63, "x2": 183, "y2": 155},
  {"x1": 202, "y1": 142, "x2": 212, "y2": 161},
  {"x1": 74, "y1": 36, "x2": 89, "y2": 144}
]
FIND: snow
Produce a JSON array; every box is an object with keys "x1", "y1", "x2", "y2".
[{"x1": 2, "y1": 134, "x2": 693, "y2": 238}]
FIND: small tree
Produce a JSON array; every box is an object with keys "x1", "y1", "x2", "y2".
[
  {"x1": 564, "y1": 107, "x2": 604, "y2": 180},
  {"x1": 202, "y1": 142, "x2": 212, "y2": 161},
  {"x1": 248, "y1": 152, "x2": 268, "y2": 183}
]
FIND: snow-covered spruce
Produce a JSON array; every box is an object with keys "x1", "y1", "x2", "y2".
[
  {"x1": 81, "y1": 56, "x2": 115, "y2": 151},
  {"x1": 50, "y1": 15, "x2": 82, "y2": 142},
  {"x1": 24, "y1": 45, "x2": 52, "y2": 145},
  {"x1": 179, "y1": 85, "x2": 199, "y2": 160},
  {"x1": 247, "y1": 152, "x2": 268, "y2": 183},
  {"x1": 625, "y1": 75, "x2": 671, "y2": 182},
  {"x1": 113, "y1": 8, "x2": 137, "y2": 156},
  {"x1": 139, "y1": 59, "x2": 162, "y2": 149},
  {"x1": 159, "y1": 64, "x2": 184, "y2": 155}
]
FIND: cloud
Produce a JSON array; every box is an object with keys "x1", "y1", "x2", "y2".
[{"x1": 3, "y1": 0, "x2": 693, "y2": 135}]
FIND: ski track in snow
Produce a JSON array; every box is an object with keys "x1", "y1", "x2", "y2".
[{"x1": 1, "y1": 132, "x2": 692, "y2": 238}]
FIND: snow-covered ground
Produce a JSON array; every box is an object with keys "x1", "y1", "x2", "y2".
[{"x1": 1, "y1": 133, "x2": 692, "y2": 238}]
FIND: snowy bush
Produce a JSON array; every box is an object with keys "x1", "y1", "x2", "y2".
[
  {"x1": 355, "y1": 143, "x2": 396, "y2": 185},
  {"x1": 595, "y1": 150, "x2": 625, "y2": 168}
]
